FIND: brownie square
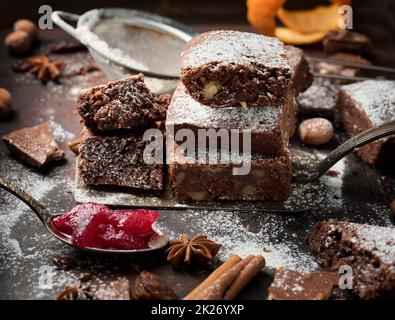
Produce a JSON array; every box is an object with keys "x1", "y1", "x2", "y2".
[
  {"x1": 286, "y1": 45, "x2": 313, "y2": 94},
  {"x1": 180, "y1": 30, "x2": 293, "y2": 108},
  {"x1": 76, "y1": 74, "x2": 171, "y2": 131},
  {"x1": 323, "y1": 30, "x2": 373, "y2": 56},
  {"x1": 337, "y1": 80, "x2": 395, "y2": 166},
  {"x1": 306, "y1": 220, "x2": 395, "y2": 300},
  {"x1": 77, "y1": 129, "x2": 164, "y2": 190},
  {"x1": 167, "y1": 138, "x2": 292, "y2": 202},
  {"x1": 2, "y1": 122, "x2": 64, "y2": 168},
  {"x1": 166, "y1": 83, "x2": 296, "y2": 155},
  {"x1": 297, "y1": 78, "x2": 340, "y2": 119}
]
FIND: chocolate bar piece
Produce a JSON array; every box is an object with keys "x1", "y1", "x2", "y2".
[
  {"x1": 78, "y1": 129, "x2": 164, "y2": 190},
  {"x1": 166, "y1": 83, "x2": 296, "y2": 155},
  {"x1": 2, "y1": 122, "x2": 64, "y2": 168},
  {"x1": 314, "y1": 53, "x2": 371, "y2": 82},
  {"x1": 167, "y1": 139, "x2": 291, "y2": 202},
  {"x1": 306, "y1": 220, "x2": 395, "y2": 300},
  {"x1": 323, "y1": 30, "x2": 373, "y2": 56},
  {"x1": 267, "y1": 268, "x2": 339, "y2": 300},
  {"x1": 297, "y1": 78, "x2": 339, "y2": 118},
  {"x1": 77, "y1": 74, "x2": 171, "y2": 131},
  {"x1": 337, "y1": 80, "x2": 395, "y2": 166},
  {"x1": 180, "y1": 30, "x2": 293, "y2": 108}
]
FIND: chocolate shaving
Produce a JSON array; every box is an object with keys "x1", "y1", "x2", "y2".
[{"x1": 46, "y1": 41, "x2": 87, "y2": 54}]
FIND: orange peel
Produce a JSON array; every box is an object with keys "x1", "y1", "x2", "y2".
[{"x1": 275, "y1": 27, "x2": 327, "y2": 45}]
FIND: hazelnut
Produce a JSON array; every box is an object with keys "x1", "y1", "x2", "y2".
[
  {"x1": 0, "y1": 88, "x2": 13, "y2": 118},
  {"x1": 390, "y1": 199, "x2": 395, "y2": 214},
  {"x1": 298, "y1": 118, "x2": 334, "y2": 145},
  {"x1": 14, "y1": 19, "x2": 39, "y2": 40},
  {"x1": 203, "y1": 81, "x2": 221, "y2": 99},
  {"x1": 5, "y1": 30, "x2": 32, "y2": 55}
]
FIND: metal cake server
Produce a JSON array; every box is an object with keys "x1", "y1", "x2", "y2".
[
  {"x1": 293, "y1": 119, "x2": 395, "y2": 183},
  {"x1": 75, "y1": 119, "x2": 395, "y2": 212},
  {"x1": 0, "y1": 177, "x2": 168, "y2": 254}
]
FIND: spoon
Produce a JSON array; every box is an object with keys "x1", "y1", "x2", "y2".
[
  {"x1": 293, "y1": 119, "x2": 395, "y2": 182},
  {"x1": 0, "y1": 177, "x2": 168, "y2": 254}
]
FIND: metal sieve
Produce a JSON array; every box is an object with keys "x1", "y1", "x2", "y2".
[{"x1": 52, "y1": 8, "x2": 194, "y2": 93}]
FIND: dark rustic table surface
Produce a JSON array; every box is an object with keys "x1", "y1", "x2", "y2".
[{"x1": 1, "y1": 6, "x2": 395, "y2": 300}]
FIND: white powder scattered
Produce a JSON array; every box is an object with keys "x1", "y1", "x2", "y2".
[
  {"x1": 48, "y1": 117, "x2": 75, "y2": 142},
  {"x1": 158, "y1": 210, "x2": 319, "y2": 274},
  {"x1": 315, "y1": 150, "x2": 345, "y2": 209}
]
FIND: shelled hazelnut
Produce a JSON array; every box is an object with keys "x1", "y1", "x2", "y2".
[
  {"x1": 298, "y1": 118, "x2": 334, "y2": 145},
  {"x1": 0, "y1": 88, "x2": 13, "y2": 118},
  {"x1": 390, "y1": 199, "x2": 395, "y2": 214},
  {"x1": 14, "y1": 19, "x2": 39, "y2": 40},
  {"x1": 4, "y1": 30, "x2": 32, "y2": 55}
]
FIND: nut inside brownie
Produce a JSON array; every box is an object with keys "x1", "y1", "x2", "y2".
[
  {"x1": 78, "y1": 129, "x2": 164, "y2": 190},
  {"x1": 180, "y1": 30, "x2": 293, "y2": 108},
  {"x1": 77, "y1": 73, "x2": 171, "y2": 131}
]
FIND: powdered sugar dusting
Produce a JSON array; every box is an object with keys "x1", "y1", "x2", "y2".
[
  {"x1": 333, "y1": 221, "x2": 395, "y2": 265},
  {"x1": 181, "y1": 30, "x2": 291, "y2": 71},
  {"x1": 341, "y1": 80, "x2": 395, "y2": 126},
  {"x1": 160, "y1": 210, "x2": 319, "y2": 273},
  {"x1": 167, "y1": 83, "x2": 284, "y2": 131}
]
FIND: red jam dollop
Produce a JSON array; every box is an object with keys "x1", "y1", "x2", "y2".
[{"x1": 51, "y1": 203, "x2": 159, "y2": 250}]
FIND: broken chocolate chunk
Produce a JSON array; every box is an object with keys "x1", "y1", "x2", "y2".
[
  {"x1": 267, "y1": 268, "x2": 339, "y2": 300},
  {"x1": 46, "y1": 41, "x2": 87, "y2": 54},
  {"x1": 2, "y1": 122, "x2": 65, "y2": 169},
  {"x1": 132, "y1": 271, "x2": 178, "y2": 300}
]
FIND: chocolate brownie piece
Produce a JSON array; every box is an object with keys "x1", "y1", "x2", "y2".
[
  {"x1": 323, "y1": 30, "x2": 373, "y2": 56},
  {"x1": 78, "y1": 129, "x2": 164, "y2": 190},
  {"x1": 166, "y1": 83, "x2": 296, "y2": 155},
  {"x1": 2, "y1": 122, "x2": 64, "y2": 168},
  {"x1": 180, "y1": 30, "x2": 293, "y2": 108},
  {"x1": 297, "y1": 78, "x2": 339, "y2": 118},
  {"x1": 286, "y1": 45, "x2": 313, "y2": 94},
  {"x1": 306, "y1": 220, "x2": 395, "y2": 300},
  {"x1": 167, "y1": 139, "x2": 291, "y2": 202},
  {"x1": 337, "y1": 80, "x2": 395, "y2": 166},
  {"x1": 76, "y1": 74, "x2": 171, "y2": 131}
]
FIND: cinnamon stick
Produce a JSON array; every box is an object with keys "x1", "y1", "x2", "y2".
[
  {"x1": 193, "y1": 256, "x2": 255, "y2": 300},
  {"x1": 223, "y1": 255, "x2": 265, "y2": 300},
  {"x1": 184, "y1": 254, "x2": 241, "y2": 300}
]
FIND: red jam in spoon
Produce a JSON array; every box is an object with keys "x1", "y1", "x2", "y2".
[{"x1": 51, "y1": 203, "x2": 159, "y2": 250}]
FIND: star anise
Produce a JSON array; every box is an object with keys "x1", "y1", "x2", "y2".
[
  {"x1": 165, "y1": 234, "x2": 221, "y2": 267},
  {"x1": 27, "y1": 55, "x2": 65, "y2": 82},
  {"x1": 56, "y1": 283, "x2": 95, "y2": 300}
]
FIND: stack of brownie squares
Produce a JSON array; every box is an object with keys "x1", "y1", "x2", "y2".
[
  {"x1": 74, "y1": 73, "x2": 171, "y2": 192},
  {"x1": 166, "y1": 31, "x2": 312, "y2": 202}
]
